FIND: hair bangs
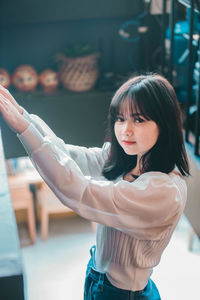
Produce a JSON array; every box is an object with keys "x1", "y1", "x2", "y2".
[
  {"x1": 110, "y1": 83, "x2": 155, "y2": 122},
  {"x1": 126, "y1": 89, "x2": 152, "y2": 121}
]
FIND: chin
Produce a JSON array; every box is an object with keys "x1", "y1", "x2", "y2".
[{"x1": 123, "y1": 148, "x2": 138, "y2": 156}]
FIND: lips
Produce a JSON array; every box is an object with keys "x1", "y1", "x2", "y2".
[{"x1": 122, "y1": 140, "x2": 136, "y2": 145}]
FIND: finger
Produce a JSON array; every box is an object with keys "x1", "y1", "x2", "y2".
[
  {"x1": 0, "y1": 102, "x2": 3, "y2": 112},
  {"x1": 0, "y1": 89, "x2": 12, "y2": 99},
  {"x1": 0, "y1": 84, "x2": 9, "y2": 91},
  {"x1": 0, "y1": 85, "x2": 15, "y2": 102},
  {"x1": 0, "y1": 90, "x2": 12, "y2": 103},
  {"x1": 0, "y1": 84, "x2": 10, "y2": 95},
  {"x1": 0, "y1": 93, "x2": 9, "y2": 104},
  {"x1": 0, "y1": 96, "x2": 19, "y2": 114},
  {"x1": 0, "y1": 98, "x2": 11, "y2": 114},
  {"x1": 0, "y1": 101, "x2": 8, "y2": 114}
]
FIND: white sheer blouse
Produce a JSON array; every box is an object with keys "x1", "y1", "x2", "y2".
[{"x1": 17, "y1": 109, "x2": 187, "y2": 291}]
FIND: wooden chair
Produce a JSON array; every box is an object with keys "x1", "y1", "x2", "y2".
[
  {"x1": 36, "y1": 183, "x2": 74, "y2": 241},
  {"x1": 10, "y1": 185, "x2": 36, "y2": 244}
]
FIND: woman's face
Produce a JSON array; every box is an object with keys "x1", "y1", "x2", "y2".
[{"x1": 114, "y1": 101, "x2": 159, "y2": 157}]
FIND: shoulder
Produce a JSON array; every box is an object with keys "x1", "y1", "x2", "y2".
[
  {"x1": 138, "y1": 170, "x2": 186, "y2": 185},
  {"x1": 134, "y1": 171, "x2": 174, "y2": 189},
  {"x1": 135, "y1": 170, "x2": 187, "y2": 206}
]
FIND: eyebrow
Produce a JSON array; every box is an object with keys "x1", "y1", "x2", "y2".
[{"x1": 117, "y1": 113, "x2": 142, "y2": 117}]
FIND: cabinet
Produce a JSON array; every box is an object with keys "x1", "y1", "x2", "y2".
[
  {"x1": 0, "y1": 0, "x2": 143, "y2": 25},
  {"x1": 169, "y1": 0, "x2": 200, "y2": 156},
  {"x1": 0, "y1": 0, "x2": 144, "y2": 159},
  {"x1": 0, "y1": 0, "x2": 143, "y2": 73}
]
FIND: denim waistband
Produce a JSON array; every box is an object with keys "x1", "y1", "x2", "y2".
[
  {"x1": 89, "y1": 266, "x2": 144, "y2": 295},
  {"x1": 89, "y1": 245, "x2": 144, "y2": 294}
]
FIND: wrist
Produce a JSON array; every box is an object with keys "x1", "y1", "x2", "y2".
[
  {"x1": 19, "y1": 106, "x2": 24, "y2": 115},
  {"x1": 17, "y1": 119, "x2": 30, "y2": 134}
]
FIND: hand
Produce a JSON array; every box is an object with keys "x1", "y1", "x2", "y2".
[
  {"x1": 0, "y1": 89, "x2": 30, "y2": 134},
  {"x1": 0, "y1": 84, "x2": 23, "y2": 115}
]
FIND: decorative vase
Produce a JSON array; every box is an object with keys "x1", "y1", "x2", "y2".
[{"x1": 12, "y1": 65, "x2": 38, "y2": 92}]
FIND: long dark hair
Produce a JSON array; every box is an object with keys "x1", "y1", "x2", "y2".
[{"x1": 102, "y1": 74, "x2": 190, "y2": 180}]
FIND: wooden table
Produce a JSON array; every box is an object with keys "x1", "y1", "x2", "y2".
[
  {"x1": 8, "y1": 169, "x2": 43, "y2": 188},
  {"x1": 8, "y1": 169, "x2": 76, "y2": 241},
  {"x1": 8, "y1": 169, "x2": 44, "y2": 244}
]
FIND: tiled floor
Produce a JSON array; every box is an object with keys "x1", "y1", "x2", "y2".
[{"x1": 18, "y1": 214, "x2": 200, "y2": 300}]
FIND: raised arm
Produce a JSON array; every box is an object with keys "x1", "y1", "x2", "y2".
[
  {"x1": 0, "y1": 85, "x2": 186, "y2": 240},
  {"x1": 0, "y1": 85, "x2": 109, "y2": 177},
  {"x1": 22, "y1": 109, "x2": 110, "y2": 177},
  {"x1": 18, "y1": 123, "x2": 187, "y2": 240}
]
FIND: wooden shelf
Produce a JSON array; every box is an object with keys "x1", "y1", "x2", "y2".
[
  {"x1": 0, "y1": 0, "x2": 143, "y2": 25},
  {"x1": 177, "y1": 0, "x2": 200, "y2": 13}
]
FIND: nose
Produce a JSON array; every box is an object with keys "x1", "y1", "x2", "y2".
[{"x1": 122, "y1": 120, "x2": 134, "y2": 136}]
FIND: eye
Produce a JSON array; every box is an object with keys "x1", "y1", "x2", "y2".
[
  {"x1": 17, "y1": 78, "x2": 23, "y2": 83},
  {"x1": 115, "y1": 116, "x2": 124, "y2": 122},
  {"x1": 134, "y1": 117, "x2": 145, "y2": 123}
]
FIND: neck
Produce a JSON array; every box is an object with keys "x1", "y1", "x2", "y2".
[{"x1": 132, "y1": 155, "x2": 141, "y2": 176}]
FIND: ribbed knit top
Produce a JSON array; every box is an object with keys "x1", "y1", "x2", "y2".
[{"x1": 17, "y1": 109, "x2": 187, "y2": 291}]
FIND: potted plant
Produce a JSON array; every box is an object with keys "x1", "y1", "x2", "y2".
[{"x1": 56, "y1": 42, "x2": 100, "y2": 92}]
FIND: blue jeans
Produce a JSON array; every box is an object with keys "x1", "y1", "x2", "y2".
[{"x1": 84, "y1": 246, "x2": 161, "y2": 300}]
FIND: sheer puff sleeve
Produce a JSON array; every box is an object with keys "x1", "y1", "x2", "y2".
[
  {"x1": 21, "y1": 108, "x2": 110, "y2": 177},
  {"x1": 17, "y1": 123, "x2": 187, "y2": 240}
]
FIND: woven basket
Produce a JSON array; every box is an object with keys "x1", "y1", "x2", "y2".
[{"x1": 58, "y1": 53, "x2": 99, "y2": 92}]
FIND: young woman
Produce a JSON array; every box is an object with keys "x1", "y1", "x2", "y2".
[{"x1": 0, "y1": 74, "x2": 189, "y2": 299}]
